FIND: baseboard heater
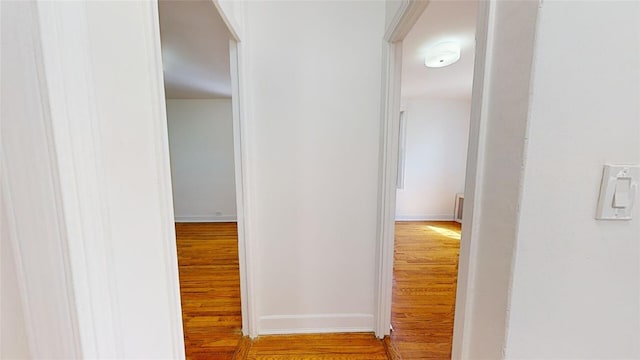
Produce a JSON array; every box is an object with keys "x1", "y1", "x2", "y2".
[{"x1": 454, "y1": 193, "x2": 464, "y2": 224}]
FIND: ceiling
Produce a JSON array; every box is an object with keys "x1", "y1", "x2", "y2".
[
  {"x1": 158, "y1": 0, "x2": 232, "y2": 99},
  {"x1": 157, "y1": 0, "x2": 475, "y2": 100},
  {"x1": 401, "y1": 1, "x2": 478, "y2": 100}
]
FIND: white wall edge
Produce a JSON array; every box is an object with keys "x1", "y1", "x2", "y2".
[
  {"x1": 229, "y1": 29, "x2": 258, "y2": 336},
  {"x1": 384, "y1": 0, "x2": 429, "y2": 43},
  {"x1": 395, "y1": 215, "x2": 455, "y2": 221},
  {"x1": 1, "y1": 140, "x2": 39, "y2": 358},
  {"x1": 259, "y1": 314, "x2": 374, "y2": 335},
  {"x1": 174, "y1": 215, "x2": 237, "y2": 223},
  {"x1": 212, "y1": 0, "x2": 242, "y2": 42},
  {"x1": 373, "y1": 0, "x2": 432, "y2": 340},
  {"x1": 31, "y1": 1, "x2": 111, "y2": 356},
  {"x1": 451, "y1": 1, "x2": 492, "y2": 358},
  {"x1": 146, "y1": 2, "x2": 186, "y2": 357},
  {"x1": 373, "y1": 39, "x2": 401, "y2": 339}
]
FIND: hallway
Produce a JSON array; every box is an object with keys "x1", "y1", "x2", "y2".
[{"x1": 176, "y1": 221, "x2": 460, "y2": 359}]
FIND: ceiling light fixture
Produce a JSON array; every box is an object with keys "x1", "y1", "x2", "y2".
[{"x1": 424, "y1": 41, "x2": 461, "y2": 68}]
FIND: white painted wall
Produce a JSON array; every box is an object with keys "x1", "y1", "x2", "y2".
[
  {"x1": 2, "y1": 1, "x2": 184, "y2": 357},
  {"x1": 166, "y1": 99, "x2": 237, "y2": 222},
  {"x1": 83, "y1": 2, "x2": 184, "y2": 357},
  {"x1": 505, "y1": 1, "x2": 640, "y2": 358},
  {"x1": 244, "y1": 1, "x2": 385, "y2": 334},
  {"x1": 1, "y1": 1, "x2": 81, "y2": 357},
  {"x1": 396, "y1": 98, "x2": 470, "y2": 220},
  {"x1": 455, "y1": 1, "x2": 640, "y2": 358},
  {"x1": 1, "y1": 205, "x2": 30, "y2": 359}
]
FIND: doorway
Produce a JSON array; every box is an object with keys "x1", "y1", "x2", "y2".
[
  {"x1": 158, "y1": 0, "x2": 250, "y2": 357},
  {"x1": 376, "y1": 1, "x2": 481, "y2": 358}
]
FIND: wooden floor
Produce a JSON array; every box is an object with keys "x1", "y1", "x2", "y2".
[
  {"x1": 389, "y1": 221, "x2": 461, "y2": 359},
  {"x1": 176, "y1": 222, "x2": 243, "y2": 359},
  {"x1": 246, "y1": 333, "x2": 388, "y2": 360},
  {"x1": 176, "y1": 221, "x2": 461, "y2": 359}
]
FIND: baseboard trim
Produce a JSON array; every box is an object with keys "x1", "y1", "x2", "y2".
[
  {"x1": 258, "y1": 313, "x2": 374, "y2": 335},
  {"x1": 395, "y1": 214, "x2": 454, "y2": 221},
  {"x1": 174, "y1": 215, "x2": 237, "y2": 222}
]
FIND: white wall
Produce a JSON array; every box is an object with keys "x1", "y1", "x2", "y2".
[
  {"x1": 396, "y1": 98, "x2": 470, "y2": 220},
  {"x1": 1, "y1": 1, "x2": 81, "y2": 357},
  {"x1": 1, "y1": 1, "x2": 184, "y2": 357},
  {"x1": 244, "y1": 1, "x2": 385, "y2": 334},
  {"x1": 505, "y1": 1, "x2": 640, "y2": 358},
  {"x1": 456, "y1": 0, "x2": 640, "y2": 358},
  {"x1": 1, "y1": 203, "x2": 30, "y2": 359},
  {"x1": 166, "y1": 99, "x2": 237, "y2": 222},
  {"x1": 84, "y1": 2, "x2": 184, "y2": 356}
]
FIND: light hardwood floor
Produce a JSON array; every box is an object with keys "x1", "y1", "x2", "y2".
[
  {"x1": 176, "y1": 221, "x2": 461, "y2": 359},
  {"x1": 389, "y1": 221, "x2": 461, "y2": 359}
]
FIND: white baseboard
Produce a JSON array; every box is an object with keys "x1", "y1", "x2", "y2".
[
  {"x1": 395, "y1": 214, "x2": 454, "y2": 221},
  {"x1": 174, "y1": 215, "x2": 237, "y2": 222},
  {"x1": 258, "y1": 313, "x2": 374, "y2": 335}
]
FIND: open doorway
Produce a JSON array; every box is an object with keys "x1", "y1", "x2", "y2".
[
  {"x1": 158, "y1": 1, "x2": 245, "y2": 358},
  {"x1": 382, "y1": 1, "x2": 477, "y2": 358}
]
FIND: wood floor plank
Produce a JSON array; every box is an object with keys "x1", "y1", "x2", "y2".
[{"x1": 233, "y1": 337, "x2": 252, "y2": 360}]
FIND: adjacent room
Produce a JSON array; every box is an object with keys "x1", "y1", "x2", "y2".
[
  {"x1": 390, "y1": 1, "x2": 476, "y2": 358},
  {"x1": 158, "y1": 1, "x2": 242, "y2": 358}
]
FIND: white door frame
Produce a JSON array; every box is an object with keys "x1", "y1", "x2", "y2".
[
  {"x1": 210, "y1": 2, "x2": 258, "y2": 338},
  {"x1": 374, "y1": 2, "x2": 491, "y2": 358},
  {"x1": 2, "y1": 1, "x2": 256, "y2": 357}
]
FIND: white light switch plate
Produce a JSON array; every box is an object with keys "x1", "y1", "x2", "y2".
[{"x1": 596, "y1": 164, "x2": 640, "y2": 220}]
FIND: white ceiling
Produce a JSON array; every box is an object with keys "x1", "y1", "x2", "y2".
[
  {"x1": 402, "y1": 0, "x2": 478, "y2": 100},
  {"x1": 158, "y1": 0, "x2": 232, "y2": 99}
]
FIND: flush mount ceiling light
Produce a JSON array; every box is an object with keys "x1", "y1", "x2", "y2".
[{"x1": 424, "y1": 41, "x2": 461, "y2": 68}]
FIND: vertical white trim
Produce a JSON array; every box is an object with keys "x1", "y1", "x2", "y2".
[
  {"x1": 396, "y1": 111, "x2": 407, "y2": 190},
  {"x1": 374, "y1": 39, "x2": 403, "y2": 339},
  {"x1": 146, "y1": 2, "x2": 186, "y2": 357},
  {"x1": 451, "y1": 5, "x2": 492, "y2": 354},
  {"x1": 212, "y1": 0, "x2": 242, "y2": 42},
  {"x1": 229, "y1": 39, "x2": 258, "y2": 338},
  {"x1": 375, "y1": 0, "x2": 431, "y2": 339},
  {"x1": 1, "y1": 3, "x2": 40, "y2": 353},
  {"x1": 2, "y1": 2, "x2": 83, "y2": 356},
  {"x1": 209, "y1": 0, "x2": 256, "y2": 338},
  {"x1": 1, "y1": 157, "x2": 38, "y2": 357},
  {"x1": 35, "y1": 2, "x2": 125, "y2": 356},
  {"x1": 33, "y1": 14, "x2": 84, "y2": 360},
  {"x1": 384, "y1": 1, "x2": 429, "y2": 43}
]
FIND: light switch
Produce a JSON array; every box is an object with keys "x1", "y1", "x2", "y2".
[
  {"x1": 596, "y1": 164, "x2": 639, "y2": 220},
  {"x1": 612, "y1": 178, "x2": 631, "y2": 208}
]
